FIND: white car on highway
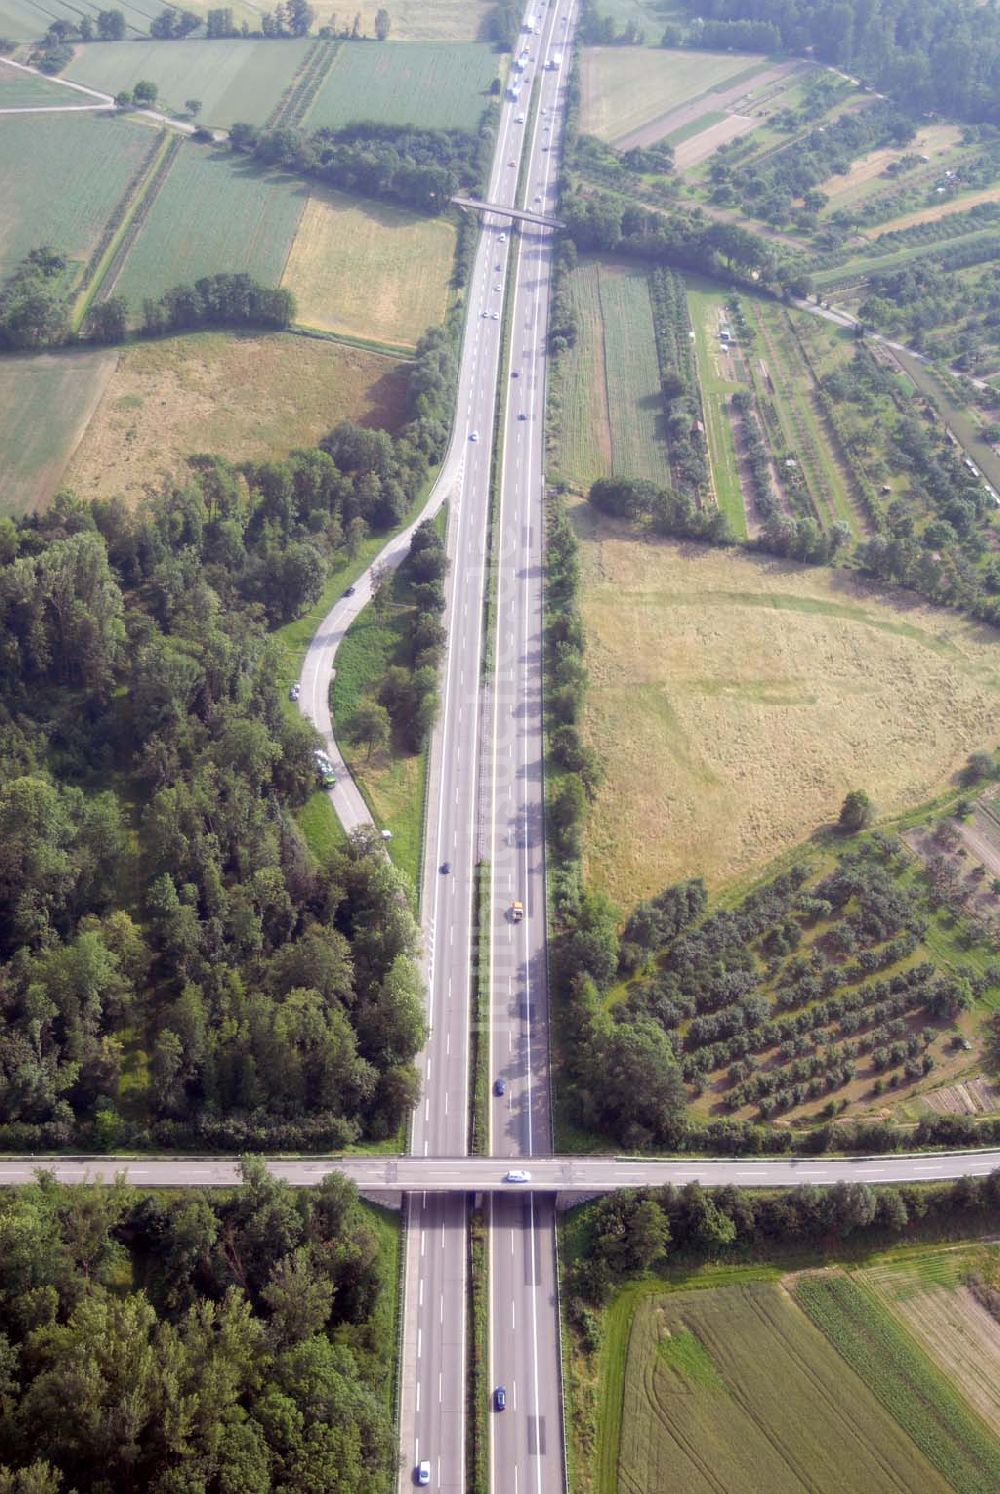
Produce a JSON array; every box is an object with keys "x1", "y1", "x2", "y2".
[{"x1": 505, "y1": 1169, "x2": 532, "y2": 1183}]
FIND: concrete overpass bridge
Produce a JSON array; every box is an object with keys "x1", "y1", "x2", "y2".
[
  {"x1": 1, "y1": 1151, "x2": 997, "y2": 1200},
  {"x1": 450, "y1": 195, "x2": 564, "y2": 230}
]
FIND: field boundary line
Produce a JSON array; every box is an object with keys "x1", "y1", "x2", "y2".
[
  {"x1": 81, "y1": 132, "x2": 182, "y2": 323},
  {"x1": 68, "y1": 125, "x2": 164, "y2": 330},
  {"x1": 0, "y1": 54, "x2": 113, "y2": 105},
  {"x1": 290, "y1": 320, "x2": 415, "y2": 361}
]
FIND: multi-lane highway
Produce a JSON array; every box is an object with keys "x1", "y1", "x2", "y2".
[
  {"x1": 2, "y1": 1151, "x2": 998, "y2": 1190},
  {"x1": 486, "y1": 7, "x2": 574, "y2": 1491},
  {"x1": 396, "y1": 5, "x2": 574, "y2": 1488},
  {"x1": 295, "y1": 2, "x2": 572, "y2": 1484}
]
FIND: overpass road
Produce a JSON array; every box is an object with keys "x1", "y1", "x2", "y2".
[{"x1": 1, "y1": 1151, "x2": 998, "y2": 1190}]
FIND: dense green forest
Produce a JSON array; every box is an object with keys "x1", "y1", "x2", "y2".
[
  {"x1": 681, "y1": 0, "x2": 1000, "y2": 123},
  {"x1": 0, "y1": 1164, "x2": 398, "y2": 1491},
  {"x1": 0, "y1": 318, "x2": 462, "y2": 1151}
]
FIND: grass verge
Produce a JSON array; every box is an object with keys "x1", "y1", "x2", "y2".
[
  {"x1": 364, "y1": 1200, "x2": 404, "y2": 1417},
  {"x1": 468, "y1": 1204, "x2": 490, "y2": 1494},
  {"x1": 470, "y1": 861, "x2": 492, "y2": 1155}
]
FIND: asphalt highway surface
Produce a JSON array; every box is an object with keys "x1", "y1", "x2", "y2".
[
  {"x1": 486, "y1": 6, "x2": 574, "y2": 1492},
  {"x1": 294, "y1": 0, "x2": 563, "y2": 1480},
  {"x1": 393, "y1": 5, "x2": 570, "y2": 1487}
]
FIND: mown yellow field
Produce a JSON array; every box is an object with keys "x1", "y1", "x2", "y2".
[
  {"x1": 282, "y1": 187, "x2": 455, "y2": 348},
  {"x1": 573, "y1": 503, "x2": 1000, "y2": 902},
  {"x1": 65, "y1": 330, "x2": 409, "y2": 503}
]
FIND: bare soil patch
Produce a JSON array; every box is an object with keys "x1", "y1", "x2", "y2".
[
  {"x1": 615, "y1": 59, "x2": 800, "y2": 152},
  {"x1": 871, "y1": 186, "x2": 1000, "y2": 238},
  {"x1": 65, "y1": 330, "x2": 408, "y2": 503},
  {"x1": 923, "y1": 1078, "x2": 1000, "y2": 1116},
  {"x1": 674, "y1": 113, "x2": 757, "y2": 170}
]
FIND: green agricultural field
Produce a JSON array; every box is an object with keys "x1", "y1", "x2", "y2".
[
  {"x1": 111, "y1": 142, "x2": 307, "y2": 312},
  {"x1": 303, "y1": 39, "x2": 498, "y2": 131},
  {"x1": 598, "y1": 264, "x2": 673, "y2": 487},
  {"x1": 0, "y1": 348, "x2": 117, "y2": 515},
  {"x1": 552, "y1": 259, "x2": 612, "y2": 489},
  {"x1": 580, "y1": 46, "x2": 769, "y2": 145},
  {"x1": 0, "y1": 0, "x2": 152, "y2": 38},
  {"x1": 0, "y1": 113, "x2": 156, "y2": 276},
  {"x1": 64, "y1": 39, "x2": 313, "y2": 127},
  {"x1": 611, "y1": 1282, "x2": 949, "y2": 1494},
  {"x1": 554, "y1": 260, "x2": 671, "y2": 490},
  {"x1": 0, "y1": 58, "x2": 82, "y2": 105},
  {"x1": 796, "y1": 1273, "x2": 1000, "y2": 1492}
]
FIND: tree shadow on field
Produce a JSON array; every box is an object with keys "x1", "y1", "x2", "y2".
[
  {"x1": 359, "y1": 363, "x2": 412, "y2": 434},
  {"x1": 218, "y1": 150, "x2": 311, "y2": 201}
]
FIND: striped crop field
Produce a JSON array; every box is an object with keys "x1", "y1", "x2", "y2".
[
  {"x1": 111, "y1": 142, "x2": 307, "y2": 312},
  {"x1": 580, "y1": 46, "x2": 770, "y2": 145},
  {"x1": 614, "y1": 1282, "x2": 950, "y2": 1494},
  {"x1": 303, "y1": 39, "x2": 498, "y2": 132},
  {"x1": 0, "y1": 113, "x2": 156, "y2": 277},
  {"x1": 859, "y1": 1247, "x2": 1000, "y2": 1441},
  {"x1": 553, "y1": 260, "x2": 613, "y2": 489},
  {"x1": 64, "y1": 39, "x2": 313, "y2": 126},
  {"x1": 597, "y1": 263, "x2": 673, "y2": 488},
  {"x1": 795, "y1": 1273, "x2": 1000, "y2": 1493},
  {"x1": 0, "y1": 0, "x2": 154, "y2": 38},
  {"x1": 555, "y1": 260, "x2": 672, "y2": 491}
]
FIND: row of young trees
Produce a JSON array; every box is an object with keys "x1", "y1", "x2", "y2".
[
  {"x1": 706, "y1": 100, "x2": 915, "y2": 228},
  {"x1": 31, "y1": 1, "x2": 393, "y2": 46},
  {"x1": 0, "y1": 1163, "x2": 398, "y2": 1490}
]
